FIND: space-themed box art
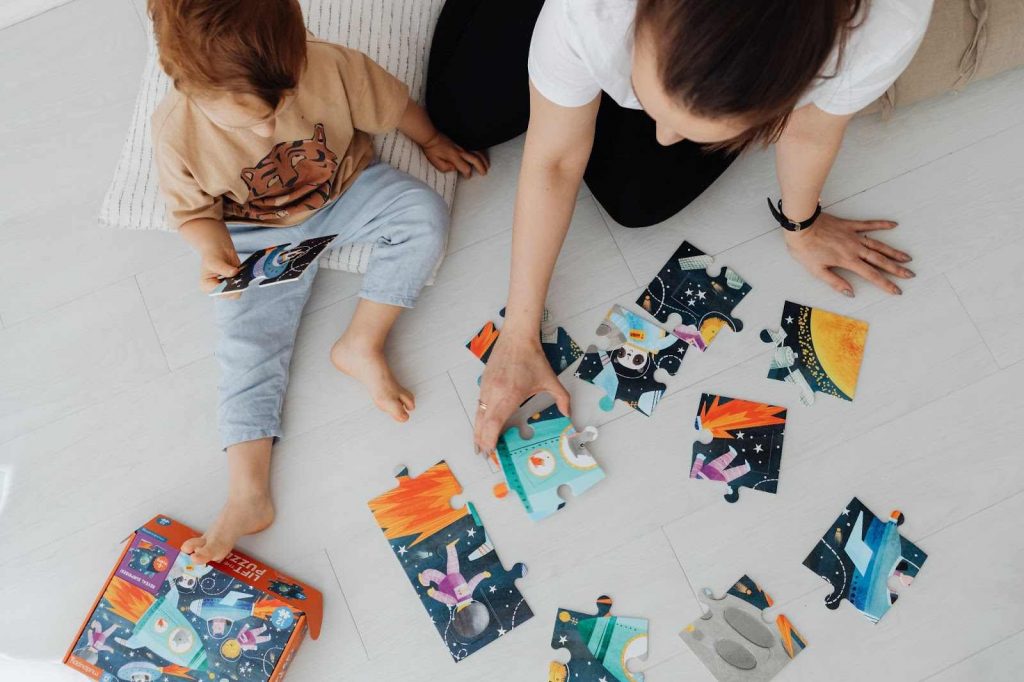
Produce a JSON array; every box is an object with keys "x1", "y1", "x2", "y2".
[{"x1": 64, "y1": 515, "x2": 323, "y2": 682}]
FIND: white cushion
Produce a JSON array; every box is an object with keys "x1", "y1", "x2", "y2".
[{"x1": 98, "y1": 0, "x2": 455, "y2": 274}]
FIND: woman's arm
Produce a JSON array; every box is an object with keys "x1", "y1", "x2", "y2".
[
  {"x1": 473, "y1": 84, "x2": 601, "y2": 452},
  {"x1": 775, "y1": 104, "x2": 914, "y2": 296}
]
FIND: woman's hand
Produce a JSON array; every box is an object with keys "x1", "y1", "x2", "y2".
[
  {"x1": 422, "y1": 132, "x2": 489, "y2": 178},
  {"x1": 473, "y1": 331, "x2": 571, "y2": 453},
  {"x1": 783, "y1": 213, "x2": 915, "y2": 297}
]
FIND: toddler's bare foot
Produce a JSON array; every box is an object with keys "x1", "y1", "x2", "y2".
[
  {"x1": 181, "y1": 491, "x2": 274, "y2": 564},
  {"x1": 331, "y1": 336, "x2": 415, "y2": 422}
]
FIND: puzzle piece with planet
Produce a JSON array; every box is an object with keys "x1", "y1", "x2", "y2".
[
  {"x1": 636, "y1": 241, "x2": 752, "y2": 351},
  {"x1": 680, "y1": 575, "x2": 807, "y2": 681},
  {"x1": 367, "y1": 461, "x2": 533, "y2": 661},
  {"x1": 760, "y1": 301, "x2": 868, "y2": 406}
]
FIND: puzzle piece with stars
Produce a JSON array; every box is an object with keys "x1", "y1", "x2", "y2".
[
  {"x1": 680, "y1": 575, "x2": 807, "y2": 681},
  {"x1": 488, "y1": 404, "x2": 603, "y2": 521},
  {"x1": 802, "y1": 497, "x2": 927, "y2": 624},
  {"x1": 760, "y1": 301, "x2": 869, "y2": 406},
  {"x1": 467, "y1": 308, "x2": 582, "y2": 375},
  {"x1": 690, "y1": 393, "x2": 788, "y2": 503},
  {"x1": 549, "y1": 595, "x2": 648, "y2": 682},
  {"x1": 575, "y1": 305, "x2": 688, "y2": 417},
  {"x1": 636, "y1": 240, "x2": 752, "y2": 350},
  {"x1": 367, "y1": 461, "x2": 532, "y2": 661}
]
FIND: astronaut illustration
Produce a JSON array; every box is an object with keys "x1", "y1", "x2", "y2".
[
  {"x1": 761, "y1": 327, "x2": 815, "y2": 406},
  {"x1": 168, "y1": 553, "x2": 213, "y2": 590},
  {"x1": 236, "y1": 623, "x2": 272, "y2": 651},
  {"x1": 690, "y1": 446, "x2": 751, "y2": 485},
  {"x1": 418, "y1": 540, "x2": 491, "y2": 611},
  {"x1": 73, "y1": 620, "x2": 118, "y2": 664},
  {"x1": 601, "y1": 307, "x2": 679, "y2": 375}
]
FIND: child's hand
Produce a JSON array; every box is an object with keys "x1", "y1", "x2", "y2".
[
  {"x1": 200, "y1": 245, "x2": 242, "y2": 299},
  {"x1": 421, "y1": 132, "x2": 489, "y2": 178}
]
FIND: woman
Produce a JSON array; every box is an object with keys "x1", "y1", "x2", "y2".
[{"x1": 427, "y1": 0, "x2": 932, "y2": 450}]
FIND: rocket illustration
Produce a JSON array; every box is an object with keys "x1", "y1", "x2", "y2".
[
  {"x1": 115, "y1": 584, "x2": 207, "y2": 671},
  {"x1": 845, "y1": 509, "x2": 908, "y2": 622},
  {"x1": 188, "y1": 590, "x2": 259, "y2": 636}
]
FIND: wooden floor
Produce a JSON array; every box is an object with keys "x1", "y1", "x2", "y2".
[{"x1": 2, "y1": 1, "x2": 1023, "y2": 680}]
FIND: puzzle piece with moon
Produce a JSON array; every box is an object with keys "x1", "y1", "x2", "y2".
[
  {"x1": 802, "y1": 497, "x2": 927, "y2": 623},
  {"x1": 549, "y1": 595, "x2": 649, "y2": 682},
  {"x1": 760, "y1": 301, "x2": 869, "y2": 406},
  {"x1": 636, "y1": 240, "x2": 752, "y2": 351},
  {"x1": 575, "y1": 304, "x2": 688, "y2": 417},
  {"x1": 367, "y1": 461, "x2": 532, "y2": 661},
  {"x1": 690, "y1": 393, "x2": 788, "y2": 503},
  {"x1": 488, "y1": 404, "x2": 603, "y2": 521},
  {"x1": 680, "y1": 575, "x2": 807, "y2": 681}
]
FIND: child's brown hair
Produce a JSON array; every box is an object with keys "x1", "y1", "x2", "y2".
[{"x1": 149, "y1": 0, "x2": 307, "y2": 108}]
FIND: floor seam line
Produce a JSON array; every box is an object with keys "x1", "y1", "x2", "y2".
[
  {"x1": 918, "y1": 625, "x2": 1024, "y2": 681},
  {"x1": 323, "y1": 547, "x2": 371, "y2": 661}
]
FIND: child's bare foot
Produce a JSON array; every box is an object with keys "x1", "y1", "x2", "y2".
[
  {"x1": 331, "y1": 335, "x2": 415, "y2": 422},
  {"x1": 182, "y1": 491, "x2": 274, "y2": 564}
]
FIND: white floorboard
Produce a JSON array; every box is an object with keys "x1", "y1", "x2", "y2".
[{"x1": 1, "y1": 1, "x2": 1023, "y2": 680}]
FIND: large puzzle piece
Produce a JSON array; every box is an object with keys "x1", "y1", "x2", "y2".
[
  {"x1": 210, "y1": 234, "x2": 337, "y2": 296},
  {"x1": 636, "y1": 241, "x2": 752, "y2": 350},
  {"x1": 680, "y1": 575, "x2": 807, "y2": 681},
  {"x1": 367, "y1": 461, "x2": 532, "y2": 661},
  {"x1": 690, "y1": 394, "x2": 788, "y2": 503},
  {"x1": 760, "y1": 301, "x2": 868, "y2": 406},
  {"x1": 575, "y1": 305, "x2": 688, "y2": 417},
  {"x1": 468, "y1": 308, "x2": 583, "y2": 375},
  {"x1": 549, "y1": 595, "x2": 648, "y2": 682},
  {"x1": 802, "y1": 497, "x2": 927, "y2": 623},
  {"x1": 489, "y1": 405, "x2": 603, "y2": 521}
]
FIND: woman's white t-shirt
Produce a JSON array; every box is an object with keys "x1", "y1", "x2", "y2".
[{"x1": 528, "y1": 0, "x2": 933, "y2": 115}]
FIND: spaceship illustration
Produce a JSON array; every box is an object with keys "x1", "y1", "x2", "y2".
[
  {"x1": 188, "y1": 590, "x2": 258, "y2": 637},
  {"x1": 268, "y1": 579, "x2": 306, "y2": 601},
  {"x1": 115, "y1": 584, "x2": 207, "y2": 670},
  {"x1": 846, "y1": 509, "x2": 912, "y2": 622}
]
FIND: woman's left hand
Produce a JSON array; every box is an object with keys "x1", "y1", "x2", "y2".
[
  {"x1": 421, "y1": 132, "x2": 489, "y2": 178},
  {"x1": 783, "y1": 213, "x2": 915, "y2": 297}
]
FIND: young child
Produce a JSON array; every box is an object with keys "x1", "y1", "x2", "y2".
[{"x1": 149, "y1": 0, "x2": 487, "y2": 563}]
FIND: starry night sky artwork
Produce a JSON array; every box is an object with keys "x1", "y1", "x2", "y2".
[
  {"x1": 690, "y1": 393, "x2": 788, "y2": 503},
  {"x1": 367, "y1": 461, "x2": 532, "y2": 661},
  {"x1": 467, "y1": 308, "x2": 582, "y2": 376},
  {"x1": 760, "y1": 301, "x2": 869, "y2": 406},
  {"x1": 549, "y1": 595, "x2": 648, "y2": 682},
  {"x1": 802, "y1": 497, "x2": 928, "y2": 624},
  {"x1": 636, "y1": 241, "x2": 752, "y2": 350},
  {"x1": 70, "y1": 555, "x2": 300, "y2": 682},
  {"x1": 210, "y1": 234, "x2": 337, "y2": 296}
]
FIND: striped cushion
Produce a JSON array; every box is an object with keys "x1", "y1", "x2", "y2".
[{"x1": 99, "y1": 0, "x2": 455, "y2": 274}]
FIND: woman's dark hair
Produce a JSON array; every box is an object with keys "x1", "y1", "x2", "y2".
[{"x1": 634, "y1": 0, "x2": 866, "y2": 150}]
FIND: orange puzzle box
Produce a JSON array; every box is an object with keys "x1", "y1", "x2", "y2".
[{"x1": 64, "y1": 515, "x2": 322, "y2": 682}]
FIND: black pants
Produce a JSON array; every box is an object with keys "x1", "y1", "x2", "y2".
[{"x1": 426, "y1": 0, "x2": 736, "y2": 228}]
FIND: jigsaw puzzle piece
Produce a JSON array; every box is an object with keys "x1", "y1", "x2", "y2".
[
  {"x1": 575, "y1": 305, "x2": 688, "y2": 417},
  {"x1": 680, "y1": 575, "x2": 807, "y2": 681},
  {"x1": 492, "y1": 405, "x2": 603, "y2": 521},
  {"x1": 802, "y1": 497, "x2": 927, "y2": 624},
  {"x1": 549, "y1": 595, "x2": 648, "y2": 682},
  {"x1": 760, "y1": 301, "x2": 868, "y2": 406},
  {"x1": 367, "y1": 461, "x2": 532, "y2": 661},
  {"x1": 467, "y1": 308, "x2": 582, "y2": 375},
  {"x1": 636, "y1": 241, "x2": 752, "y2": 349},
  {"x1": 690, "y1": 394, "x2": 787, "y2": 503}
]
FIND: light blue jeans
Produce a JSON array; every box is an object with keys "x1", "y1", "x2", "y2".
[{"x1": 216, "y1": 162, "x2": 449, "y2": 448}]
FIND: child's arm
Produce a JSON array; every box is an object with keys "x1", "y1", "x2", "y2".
[
  {"x1": 180, "y1": 217, "x2": 243, "y2": 299},
  {"x1": 397, "y1": 97, "x2": 489, "y2": 179}
]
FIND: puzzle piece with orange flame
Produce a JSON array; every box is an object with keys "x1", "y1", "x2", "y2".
[
  {"x1": 368, "y1": 461, "x2": 532, "y2": 661},
  {"x1": 691, "y1": 393, "x2": 787, "y2": 503},
  {"x1": 467, "y1": 308, "x2": 582, "y2": 376},
  {"x1": 680, "y1": 575, "x2": 808, "y2": 681}
]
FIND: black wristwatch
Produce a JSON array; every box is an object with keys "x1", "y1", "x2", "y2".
[{"x1": 767, "y1": 197, "x2": 821, "y2": 232}]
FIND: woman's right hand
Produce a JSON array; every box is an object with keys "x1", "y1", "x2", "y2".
[{"x1": 473, "y1": 330, "x2": 572, "y2": 453}]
